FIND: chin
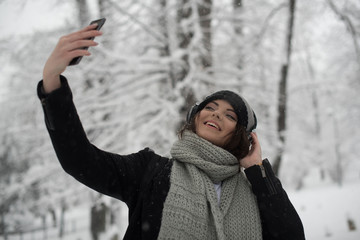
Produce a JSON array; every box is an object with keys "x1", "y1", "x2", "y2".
[{"x1": 197, "y1": 131, "x2": 223, "y2": 147}]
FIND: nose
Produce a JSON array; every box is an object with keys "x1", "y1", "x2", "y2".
[{"x1": 212, "y1": 111, "x2": 221, "y2": 120}]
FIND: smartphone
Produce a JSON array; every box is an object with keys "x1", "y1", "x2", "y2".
[{"x1": 69, "y1": 18, "x2": 106, "y2": 66}]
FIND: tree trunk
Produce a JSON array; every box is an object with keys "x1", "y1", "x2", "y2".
[
  {"x1": 306, "y1": 49, "x2": 324, "y2": 183},
  {"x1": 197, "y1": 0, "x2": 212, "y2": 68},
  {"x1": 233, "y1": 0, "x2": 244, "y2": 71},
  {"x1": 90, "y1": 202, "x2": 107, "y2": 240},
  {"x1": 42, "y1": 215, "x2": 47, "y2": 240},
  {"x1": 158, "y1": 0, "x2": 170, "y2": 58},
  {"x1": 49, "y1": 208, "x2": 57, "y2": 228},
  {"x1": 332, "y1": 114, "x2": 343, "y2": 186},
  {"x1": 98, "y1": 0, "x2": 106, "y2": 17},
  {"x1": 176, "y1": 0, "x2": 196, "y2": 125},
  {"x1": 0, "y1": 211, "x2": 7, "y2": 240},
  {"x1": 76, "y1": 0, "x2": 90, "y2": 26},
  {"x1": 58, "y1": 203, "x2": 66, "y2": 238},
  {"x1": 273, "y1": 0, "x2": 296, "y2": 175},
  {"x1": 175, "y1": 0, "x2": 213, "y2": 74},
  {"x1": 233, "y1": 0, "x2": 243, "y2": 33},
  {"x1": 97, "y1": 0, "x2": 116, "y2": 49},
  {"x1": 177, "y1": 0, "x2": 213, "y2": 125},
  {"x1": 175, "y1": 0, "x2": 192, "y2": 83},
  {"x1": 327, "y1": 0, "x2": 360, "y2": 65},
  {"x1": 158, "y1": 0, "x2": 178, "y2": 91}
]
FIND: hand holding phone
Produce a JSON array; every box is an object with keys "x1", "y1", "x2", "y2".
[
  {"x1": 69, "y1": 18, "x2": 106, "y2": 65},
  {"x1": 42, "y1": 18, "x2": 106, "y2": 93}
]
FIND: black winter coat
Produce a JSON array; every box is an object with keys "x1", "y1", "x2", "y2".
[{"x1": 37, "y1": 76, "x2": 305, "y2": 240}]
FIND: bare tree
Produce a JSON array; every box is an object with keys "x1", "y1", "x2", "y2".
[
  {"x1": 233, "y1": 0, "x2": 244, "y2": 71},
  {"x1": 175, "y1": 0, "x2": 193, "y2": 83},
  {"x1": 176, "y1": 0, "x2": 214, "y2": 124},
  {"x1": 327, "y1": 0, "x2": 360, "y2": 65},
  {"x1": 76, "y1": 0, "x2": 91, "y2": 26},
  {"x1": 197, "y1": 0, "x2": 212, "y2": 68},
  {"x1": 273, "y1": 0, "x2": 297, "y2": 174}
]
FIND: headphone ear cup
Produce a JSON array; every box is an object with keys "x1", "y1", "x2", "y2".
[{"x1": 186, "y1": 104, "x2": 199, "y2": 123}]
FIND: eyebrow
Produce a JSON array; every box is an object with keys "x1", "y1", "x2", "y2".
[{"x1": 210, "y1": 101, "x2": 236, "y2": 113}]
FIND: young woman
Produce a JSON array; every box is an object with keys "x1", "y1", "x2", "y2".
[{"x1": 38, "y1": 24, "x2": 305, "y2": 240}]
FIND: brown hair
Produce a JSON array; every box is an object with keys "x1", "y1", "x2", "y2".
[{"x1": 178, "y1": 113, "x2": 250, "y2": 160}]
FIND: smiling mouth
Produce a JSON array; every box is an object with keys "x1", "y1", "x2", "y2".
[{"x1": 205, "y1": 121, "x2": 221, "y2": 130}]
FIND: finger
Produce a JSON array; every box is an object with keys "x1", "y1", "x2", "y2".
[
  {"x1": 251, "y1": 132, "x2": 259, "y2": 144},
  {"x1": 78, "y1": 28, "x2": 103, "y2": 38},
  {"x1": 66, "y1": 49, "x2": 92, "y2": 62},
  {"x1": 247, "y1": 133, "x2": 256, "y2": 150},
  {"x1": 251, "y1": 132, "x2": 257, "y2": 139},
  {"x1": 84, "y1": 23, "x2": 99, "y2": 30},
  {"x1": 251, "y1": 132, "x2": 262, "y2": 155},
  {"x1": 65, "y1": 39, "x2": 99, "y2": 52},
  {"x1": 60, "y1": 25, "x2": 96, "y2": 41},
  {"x1": 74, "y1": 23, "x2": 99, "y2": 34},
  {"x1": 65, "y1": 30, "x2": 103, "y2": 43}
]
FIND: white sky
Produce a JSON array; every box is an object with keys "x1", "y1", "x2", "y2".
[{"x1": 0, "y1": 0, "x2": 75, "y2": 39}]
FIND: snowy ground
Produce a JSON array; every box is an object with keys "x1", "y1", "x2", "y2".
[
  {"x1": 2, "y1": 182, "x2": 360, "y2": 240},
  {"x1": 289, "y1": 182, "x2": 360, "y2": 240}
]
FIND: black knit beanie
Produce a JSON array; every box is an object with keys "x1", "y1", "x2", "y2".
[{"x1": 186, "y1": 90, "x2": 257, "y2": 132}]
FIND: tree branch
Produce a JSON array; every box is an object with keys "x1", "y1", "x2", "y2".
[
  {"x1": 107, "y1": 0, "x2": 168, "y2": 45},
  {"x1": 254, "y1": 2, "x2": 288, "y2": 46},
  {"x1": 327, "y1": 0, "x2": 360, "y2": 64}
]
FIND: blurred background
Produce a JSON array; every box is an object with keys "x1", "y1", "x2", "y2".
[{"x1": 0, "y1": 0, "x2": 359, "y2": 239}]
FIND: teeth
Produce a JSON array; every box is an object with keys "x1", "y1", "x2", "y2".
[{"x1": 206, "y1": 122, "x2": 218, "y2": 129}]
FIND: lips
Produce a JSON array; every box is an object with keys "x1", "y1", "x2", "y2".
[{"x1": 204, "y1": 121, "x2": 221, "y2": 130}]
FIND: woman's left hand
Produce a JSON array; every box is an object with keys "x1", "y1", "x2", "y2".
[{"x1": 239, "y1": 132, "x2": 263, "y2": 169}]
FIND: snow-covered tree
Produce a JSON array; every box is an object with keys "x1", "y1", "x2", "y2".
[{"x1": 1, "y1": 0, "x2": 360, "y2": 238}]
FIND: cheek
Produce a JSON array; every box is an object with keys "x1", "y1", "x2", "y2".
[
  {"x1": 224, "y1": 120, "x2": 237, "y2": 133},
  {"x1": 194, "y1": 112, "x2": 205, "y2": 130},
  {"x1": 222, "y1": 124, "x2": 237, "y2": 146},
  {"x1": 222, "y1": 124, "x2": 237, "y2": 143},
  {"x1": 194, "y1": 116, "x2": 200, "y2": 132}
]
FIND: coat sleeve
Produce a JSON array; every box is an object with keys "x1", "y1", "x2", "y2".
[
  {"x1": 245, "y1": 159, "x2": 305, "y2": 240},
  {"x1": 37, "y1": 76, "x2": 159, "y2": 207}
]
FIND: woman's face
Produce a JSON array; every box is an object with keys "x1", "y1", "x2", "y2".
[{"x1": 195, "y1": 99, "x2": 238, "y2": 147}]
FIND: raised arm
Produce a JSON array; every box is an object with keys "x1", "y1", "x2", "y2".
[
  {"x1": 38, "y1": 26, "x2": 160, "y2": 205},
  {"x1": 42, "y1": 24, "x2": 102, "y2": 93}
]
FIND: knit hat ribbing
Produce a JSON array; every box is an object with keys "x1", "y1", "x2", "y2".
[{"x1": 187, "y1": 90, "x2": 257, "y2": 132}]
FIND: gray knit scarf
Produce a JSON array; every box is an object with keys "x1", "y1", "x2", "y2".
[{"x1": 158, "y1": 131, "x2": 262, "y2": 240}]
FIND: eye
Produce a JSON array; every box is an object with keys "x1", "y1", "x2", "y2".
[
  {"x1": 226, "y1": 114, "x2": 237, "y2": 121},
  {"x1": 204, "y1": 105, "x2": 215, "y2": 111}
]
